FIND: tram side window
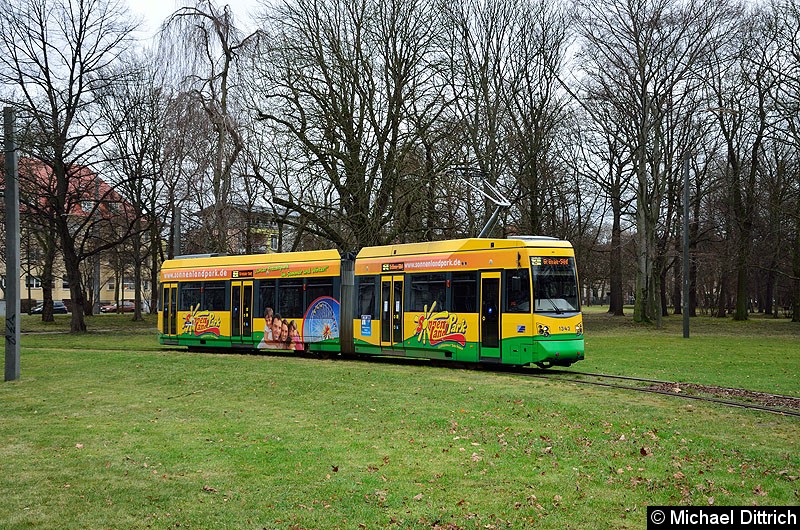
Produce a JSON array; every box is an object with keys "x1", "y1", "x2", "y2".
[
  {"x1": 451, "y1": 272, "x2": 477, "y2": 312},
  {"x1": 180, "y1": 282, "x2": 201, "y2": 310},
  {"x1": 356, "y1": 276, "x2": 377, "y2": 318},
  {"x1": 204, "y1": 281, "x2": 226, "y2": 311},
  {"x1": 306, "y1": 278, "x2": 334, "y2": 304},
  {"x1": 505, "y1": 269, "x2": 531, "y2": 313},
  {"x1": 279, "y1": 279, "x2": 304, "y2": 317},
  {"x1": 409, "y1": 273, "x2": 447, "y2": 312},
  {"x1": 259, "y1": 280, "x2": 276, "y2": 317}
]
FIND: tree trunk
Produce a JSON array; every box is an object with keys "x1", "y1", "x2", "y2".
[
  {"x1": 764, "y1": 264, "x2": 776, "y2": 317},
  {"x1": 150, "y1": 222, "x2": 160, "y2": 315},
  {"x1": 38, "y1": 231, "x2": 57, "y2": 323},
  {"x1": 40, "y1": 268, "x2": 54, "y2": 322},
  {"x1": 715, "y1": 276, "x2": 728, "y2": 318},
  {"x1": 689, "y1": 208, "x2": 699, "y2": 317},
  {"x1": 608, "y1": 192, "x2": 624, "y2": 316},
  {"x1": 61, "y1": 242, "x2": 87, "y2": 332},
  {"x1": 793, "y1": 198, "x2": 800, "y2": 322},
  {"x1": 659, "y1": 259, "x2": 668, "y2": 317},
  {"x1": 633, "y1": 168, "x2": 651, "y2": 323},
  {"x1": 734, "y1": 240, "x2": 750, "y2": 320},
  {"x1": 673, "y1": 259, "x2": 682, "y2": 316},
  {"x1": 132, "y1": 232, "x2": 144, "y2": 322}
]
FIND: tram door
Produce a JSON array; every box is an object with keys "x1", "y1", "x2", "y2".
[
  {"x1": 380, "y1": 275, "x2": 404, "y2": 348},
  {"x1": 480, "y1": 272, "x2": 501, "y2": 360},
  {"x1": 161, "y1": 283, "x2": 178, "y2": 337},
  {"x1": 230, "y1": 280, "x2": 254, "y2": 343}
]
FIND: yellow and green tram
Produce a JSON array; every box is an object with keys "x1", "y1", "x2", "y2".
[
  {"x1": 159, "y1": 249, "x2": 343, "y2": 351},
  {"x1": 159, "y1": 237, "x2": 585, "y2": 367}
]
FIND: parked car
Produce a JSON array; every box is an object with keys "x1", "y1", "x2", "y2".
[
  {"x1": 30, "y1": 301, "x2": 69, "y2": 314},
  {"x1": 100, "y1": 301, "x2": 136, "y2": 313}
]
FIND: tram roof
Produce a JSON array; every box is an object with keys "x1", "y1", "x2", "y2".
[
  {"x1": 356, "y1": 237, "x2": 573, "y2": 259},
  {"x1": 160, "y1": 249, "x2": 342, "y2": 270}
]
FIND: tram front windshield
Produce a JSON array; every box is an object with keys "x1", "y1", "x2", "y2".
[{"x1": 530, "y1": 257, "x2": 580, "y2": 313}]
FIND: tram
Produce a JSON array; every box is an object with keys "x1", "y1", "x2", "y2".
[{"x1": 158, "y1": 237, "x2": 584, "y2": 367}]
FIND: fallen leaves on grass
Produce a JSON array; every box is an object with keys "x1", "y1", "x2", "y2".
[{"x1": 649, "y1": 382, "x2": 800, "y2": 409}]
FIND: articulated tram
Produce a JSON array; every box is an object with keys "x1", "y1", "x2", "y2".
[{"x1": 159, "y1": 237, "x2": 584, "y2": 367}]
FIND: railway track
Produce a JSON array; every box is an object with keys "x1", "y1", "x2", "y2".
[
  {"x1": 347, "y1": 355, "x2": 800, "y2": 417},
  {"x1": 497, "y1": 366, "x2": 800, "y2": 418},
  {"x1": 34, "y1": 342, "x2": 798, "y2": 417}
]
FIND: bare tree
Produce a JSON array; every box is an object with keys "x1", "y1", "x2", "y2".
[
  {"x1": 441, "y1": 0, "x2": 516, "y2": 236},
  {"x1": 0, "y1": 0, "x2": 138, "y2": 332},
  {"x1": 161, "y1": 0, "x2": 255, "y2": 254},
  {"x1": 701, "y1": 4, "x2": 781, "y2": 320},
  {"x1": 502, "y1": 0, "x2": 572, "y2": 237},
  {"x1": 97, "y1": 52, "x2": 168, "y2": 320},
  {"x1": 159, "y1": 91, "x2": 213, "y2": 258},
  {"x1": 5, "y1": 153, "x2": 62, "y2": 320},
  {"x1": 252, "y1": 0, "x2": 449, "y2": 252},
  {"x1": 774, "y1": 0, "x2": 800, "y2": 321},
  {"x1": 574, "y1": 0, "x2": 735, "y2": 325},
  {"x1": 567, "y1": 90, "x2": 637, "y2": 315}
]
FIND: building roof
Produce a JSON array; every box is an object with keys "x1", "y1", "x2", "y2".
[{"x1": 1, "y1": 157, "x2": 131, "y2": 218}]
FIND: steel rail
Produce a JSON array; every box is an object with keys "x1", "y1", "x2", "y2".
[
  {"x1": 527, "y1": 369, "x2": 800, "y2": 403},
  {"x1": 36, "y1": 342, "x2": 796, "y2": 417},
  {"x1": 514, "y1": 371, "x2": 800, "y2": 418}
]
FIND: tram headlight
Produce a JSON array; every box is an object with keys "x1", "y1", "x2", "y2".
[{"x1": 576, "y1": 322, "x2": 583, "y2": 336}]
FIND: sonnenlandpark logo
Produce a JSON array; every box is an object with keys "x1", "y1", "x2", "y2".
[
  {"x1": 182, "y1": 305, "x2": 222, "y2": 337},
  {"x1": 414, "y1": 302, "x2": 467, "y2": 348}
]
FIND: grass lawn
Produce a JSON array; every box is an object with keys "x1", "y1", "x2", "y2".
[
  {"x1": 581, "y1": 306, "x2": 799, "y2": 395},
  {"x1": 1, "y1": 311, "x2": 798, "y2": 529}
]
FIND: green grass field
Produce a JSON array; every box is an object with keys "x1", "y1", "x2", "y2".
[{"x1": 1, "y1": 311, "x2": 798, "y2": 529}]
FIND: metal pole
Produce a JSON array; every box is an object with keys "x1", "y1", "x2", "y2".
[
  {"x1": 172, "y1": 206, "x2": 181, "y2": 257},
  {"x1": 93, "y1": 176, "x2": 100, "y2": 314},
  {"x1": 682, "y1": 152, "x2": 690, "y2": 339},
  {"x1": 5, "y1": 107, "x2": 21, "y2": 380}
]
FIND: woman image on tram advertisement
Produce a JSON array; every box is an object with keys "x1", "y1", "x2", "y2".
[
  {"x1": 257, "y1": 307, "x2": 275, "y2": 349},
  {"x1": 287, "y1": 320, "x2": 303, "y2": 350}
]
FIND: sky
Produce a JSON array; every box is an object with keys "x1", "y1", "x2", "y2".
[{"x1": 128, "y1": 0, "x2": 262, "y2": 38}]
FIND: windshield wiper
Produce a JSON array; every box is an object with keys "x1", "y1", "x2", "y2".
[{"x1": 544, "y1": 297, "x2": 563, "y2": 314}]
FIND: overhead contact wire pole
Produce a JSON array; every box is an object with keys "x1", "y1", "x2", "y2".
[
  {"x1": 452, "y1": 167, "x2": 511, "y2": 238},
  {"x1": 4, "y1": 107, "x2": 20, "y2": 381}
]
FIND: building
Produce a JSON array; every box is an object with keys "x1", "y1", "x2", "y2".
[
  {"x1": 1, "y1": 158, "x2": 151, "y2": 312},
  {"x1": 183, "y1": 203, "x2": 302, "y2": 256}
]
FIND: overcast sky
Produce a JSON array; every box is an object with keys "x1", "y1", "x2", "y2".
[{"x1": 128, "y1": 0, "x2": 261, "y2": 38}]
